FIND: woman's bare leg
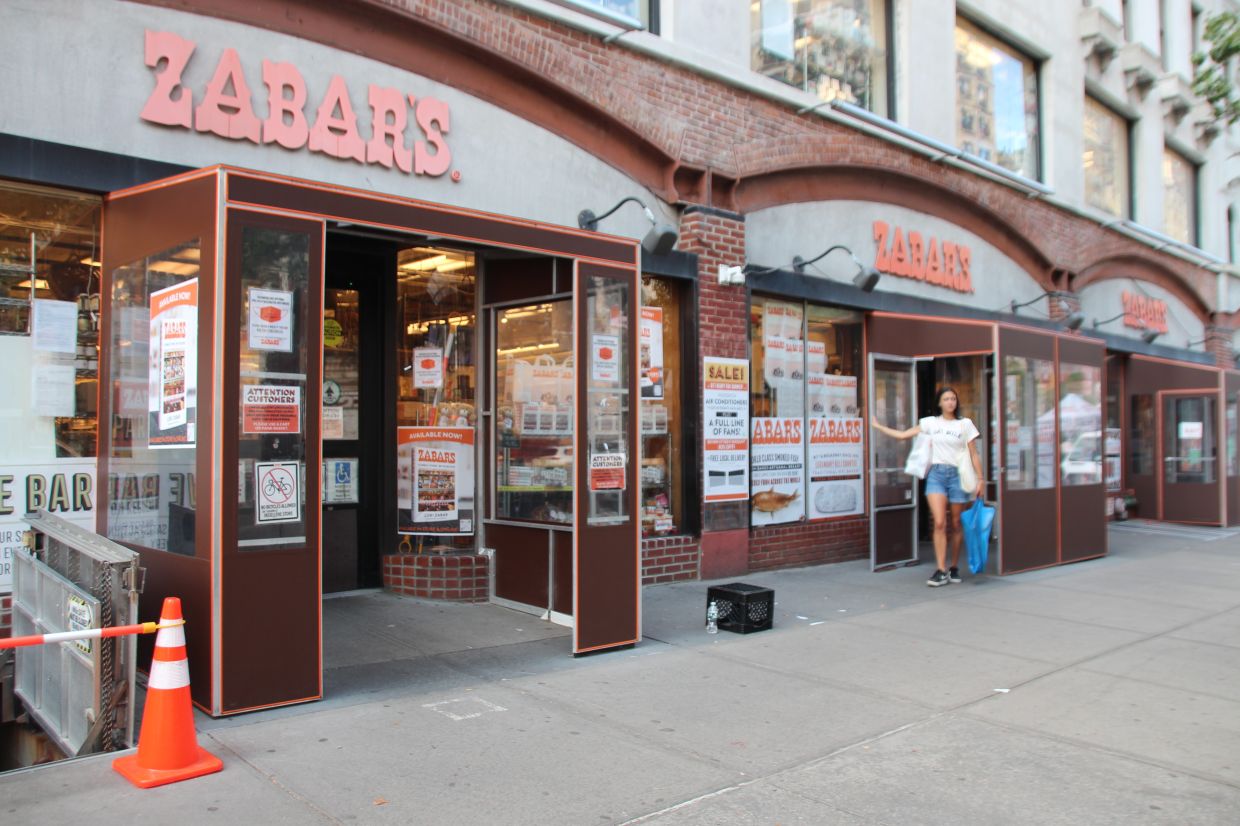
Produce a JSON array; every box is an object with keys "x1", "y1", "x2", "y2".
[
  {"x1": 926, "y1": 493, "x2": 948, "y2": 572},
  {"x1": 949, "y1": 502, "x2": 966, "y2": 569}
]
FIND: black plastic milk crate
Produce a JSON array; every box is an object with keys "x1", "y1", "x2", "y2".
[{"x1": 707, "y1": 583, "x2": 774, "y2": 634}]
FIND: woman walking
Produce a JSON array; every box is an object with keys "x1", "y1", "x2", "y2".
[{"x1": 871, "y1": 387, "x2": 984, "y2": 586}]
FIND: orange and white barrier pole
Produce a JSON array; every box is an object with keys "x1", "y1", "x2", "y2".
[{"x1": 0, "y1": 620, "x2": 181, "y2": 650}]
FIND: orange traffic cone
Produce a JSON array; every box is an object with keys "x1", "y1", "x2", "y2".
[{"x1": 113, "y1": 597, "x2": 222, "y2": 788}]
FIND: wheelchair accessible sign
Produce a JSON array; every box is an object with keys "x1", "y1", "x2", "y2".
[{"x1": 256, "y1": 461, "x2": 300, "y2": 524}]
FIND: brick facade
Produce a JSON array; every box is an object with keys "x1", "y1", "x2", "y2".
[
  {"x1": 641, "y1": 535, "x2": 700, "y2": 584},
  {"x1": 382, "y1": 553, "x2": 489, "y2": 602}
]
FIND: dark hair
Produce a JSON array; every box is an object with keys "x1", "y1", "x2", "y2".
[{"x1": 936, "y1": 386, "x2": 958, "y2": 411}]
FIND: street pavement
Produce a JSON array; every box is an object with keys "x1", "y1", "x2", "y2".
[{"x1": 4, "y1": 520, "x2": 1240, "y2": 824}]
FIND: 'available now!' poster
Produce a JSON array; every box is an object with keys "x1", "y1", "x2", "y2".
[
  {"x1": 149, "y1": 280, "x2": 198, "y2": 449},
  {"x1": 397, "y1": 427, "x2": 475, "y2": 535}
]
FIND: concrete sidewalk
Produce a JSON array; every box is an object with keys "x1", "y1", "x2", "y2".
[{"x1": 4, "y1": 522, "x2": 1240, "y2": 824}]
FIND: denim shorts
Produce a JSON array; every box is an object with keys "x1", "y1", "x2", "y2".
[{"x1": 924, "y1": 464, "x2": 971, "y2": 503}]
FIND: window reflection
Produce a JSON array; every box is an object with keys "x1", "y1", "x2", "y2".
[
  {"x1": 1083, "y1": 96, "x2": 1130, "y2": 218},
  {"x1": 1163, "y1": 149, "x2": 1197, "y2": 245},
  {"x1": 955, "y1": 18, "x2": 1040, "y2": 180},
  {"x1": 1003, "y1": 356, "x2": 1055, "y2": 489},
  {"x1": 1059, "y1": 363, "x2": 1103, "y2": 486},
  {"x1": 752, "y1": 0, "x2": 890, "y2": 116}
]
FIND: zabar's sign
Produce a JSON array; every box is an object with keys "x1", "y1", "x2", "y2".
[
  {"x1": 1121, "y1": 291, "x2": 1169, "y2": 334},
  {"x1": 872, "y1": 221, "x2": 973, "y2": 294},
  {"x1": 140, "y1": 30, "x2": 454, "y2": 179}
]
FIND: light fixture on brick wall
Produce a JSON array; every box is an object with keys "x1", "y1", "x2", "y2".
[
  {"x1": 1093, "y1": 312, "x2": 1160, "y2": 344},
  {"x1": 1009, "y1": 292, "x2": 1085, "y2": 330},
  {"x1": 791, "y1": 244, "x2": 881, "y2": 292},
  {"x1": 578, "y1": 196, "x2": 678, "y2": 256}
]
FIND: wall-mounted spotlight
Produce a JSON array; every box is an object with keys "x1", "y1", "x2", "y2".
[
  {"x1": 1009, "y1": 293, "x2": 1085, "y2": 330},
  {"x1": 1093, "y1": 312, "x2": 1160, "y2": 344},
  {"x1": 578, "y1": 196, "x2": 678, "y2": 256},
  {"x1": 791, "y1": 244, "x2": 881, "y2": 292}
]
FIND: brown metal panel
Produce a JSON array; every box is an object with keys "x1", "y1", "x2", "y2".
[
  {"x1": 552, "y1": 530, "x2": 573, "y2": 615},
  {"x1": 575, "y1": 262, "x2": 640, "y2": 653},
  {"x1": 1001, "y1": 488, "x2": 1058, "y2": 572},
  {"x1": 999, "y1": 326, "x2": 1054, "y2": 360},
  {"x1": 1060, "y1": 484, "x2": 1106, "y2": 562},
  {"x1": 1228, "y1": 374, "x2": 1240, "y2": 526},
  {"x1": 1127, "y1": 356, "x2": 1217, "y2": 392},
  {"x1": 101, "y1": 170, "x2": 220, "y2": 711},
  {"x1": 489, "y1": 523, "x2": 550, "y2": 608},
  {"x1": 226, "y1": 173, "x2": 634, "y2": 263},
  {"x1": 1058, "y1": 336, "x2": 1104, "y2": 367},
  {"x1": 868, "y1": 314, "x2": 992, "y2": 357},
  {"x1": 1163, "y1": 482, "x2": 1220, "y2": 523},
  {"x1": 220, "y1": 209, "x2": 323, "y2": 713},
  {"x1": 484, "y1": 258, "x2": 554, "y2": 305},
  {"x1": 873, "y1": 508, "x2": 914, "y2": 567}
]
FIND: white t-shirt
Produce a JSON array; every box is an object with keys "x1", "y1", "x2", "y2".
[{"x1": 918, "y1": 416, "x2": 980, "y2": 466}]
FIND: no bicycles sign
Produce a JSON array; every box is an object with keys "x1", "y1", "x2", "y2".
[{"x1": 256, "y1": 461, "x2": 300, "y2": 524}]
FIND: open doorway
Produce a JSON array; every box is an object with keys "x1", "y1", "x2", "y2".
[{"x1": 914, "y1": 355, "x2": 994, "y2": 563}]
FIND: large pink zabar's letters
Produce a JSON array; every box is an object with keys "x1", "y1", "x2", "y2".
[{"x1": 139, "y1": 29, "x2": 452, "y2": 176}]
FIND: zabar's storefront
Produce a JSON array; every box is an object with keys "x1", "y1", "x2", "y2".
[
  {"x1": 2, "y1": 2, "x2": 705, "y2": 715},
  {"x1": 740, "y1": 197, "x2": 1109, "y2": 577}
]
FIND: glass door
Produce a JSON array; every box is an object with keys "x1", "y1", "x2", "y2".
[
  {"x1": 869, "y1": 355, "x2": 917, "y2": 569},
  {"x1": 1159, "y1": 391, "x2": 1220, "y2": 524}
]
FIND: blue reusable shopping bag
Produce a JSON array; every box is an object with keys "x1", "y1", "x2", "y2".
[{"x1": 961, "y1": 498, "x2": 995, "y2": 575}]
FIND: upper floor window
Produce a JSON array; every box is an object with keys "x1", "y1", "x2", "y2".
[
  {"x1": 1083, "y1": 96, "x2": 1131, "y2": 218},
  {"x1": 552, "y1": 1, "x2": 652, "y2": 30},
  {"x1": 955, "y1": 17, "x2": 1041, "y2": 181},
  {"x1": 1163, "y1": 147, "x2": 1198, "y2": 245},
  {"x1": 751, "y1": 0, "x2": 891, "y2": 117}
]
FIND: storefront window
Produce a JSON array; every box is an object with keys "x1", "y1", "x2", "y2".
[
  {"x1": 640, "y1": 277, "x2": 683, "y2": 536},
  {"x1": 494, "y1": 300, "x2": 573, "y2": 524},
  {"x1": 751, "y1": 0, "x2": 890, "y2": 116},
  {"x1": 1228, "y1": 396, "x2": 1238, "y2": 477},
  {"x1": 1105, "y1": 356, "x2": 1122, "y2": 491},
  {"x1": 1003, "y1": 356, "x2": 1055, "y2": 489},
  {"x1": 955, "y1": 17, "x2": 1040, "y2": 180},
  {"x1": 0, "y1": 183, "x2": 101, "y2": 457},
  {"x1": 237, "y1": 227, "x2": 312, "y2": 547},
  {"x1": 751, "y1": 297, "x2": 863, "y2": 526},
  {"x1": 1059, "y1": 363, "x2": 1103, "y2": 486},
  {"x1": 1083, "y1": 96, "x2": 1130, "y2": 218},
  {"x1": 585, "y1": 274, "x2": 632, "y2": 525},
  {"x1": 396, "y1": 246, "x2": 477, "y2": 542},
  {"x1": 1163, "y1": 148, "x2": 1197, "y2": 245},
  {"x1": 1130, "y1": 394, "x2": 1155, "y2": 476},
  {"x1": 106, "y1": 239, "x2": 201, "y2": 553}
]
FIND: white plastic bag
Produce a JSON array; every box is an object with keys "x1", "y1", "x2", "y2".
[{"x1": 903, "y1": 434, "x2": 931, "y2": 479}]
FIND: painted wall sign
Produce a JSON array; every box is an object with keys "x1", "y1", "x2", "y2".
[
  {"x1": 1121, "y1": 291, "x2": 1169, "y2": 334},
  {"x1": 703, "y1": 357, "x2": 750, "y2": 502},
  {"x1": 139, "y1": 29, "x2": 454, "y2": 179},
  {"x1": 872, "y1": 221, "x2": 973, "y2": 294}
]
